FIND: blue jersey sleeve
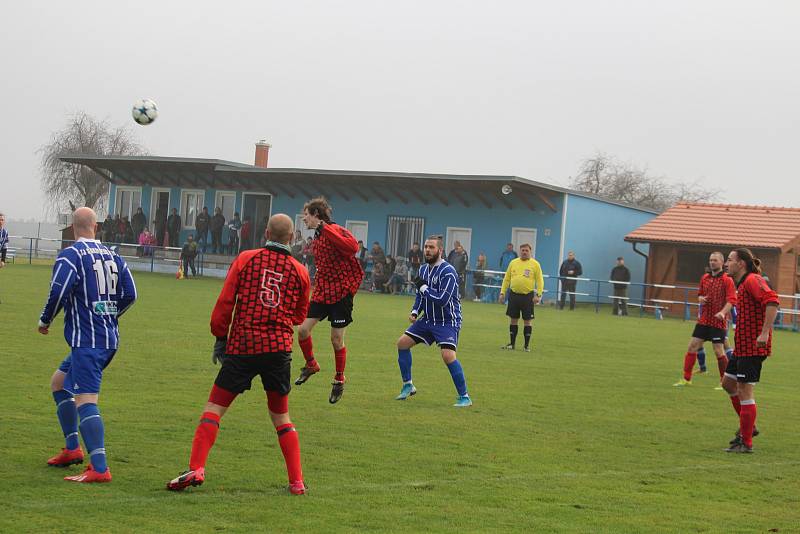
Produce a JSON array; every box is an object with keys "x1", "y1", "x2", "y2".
[
  {"x1": 422, "y1": 268, "x2": 458, "y2": 306},
  {"x1": 115, "y1": 256, "x2": 137, "y2": 316},
  {"x1": 40, "y1": 250, "x2": 79, "y2": 325}
]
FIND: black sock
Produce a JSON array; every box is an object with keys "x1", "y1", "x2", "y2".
[
  {"x1": 509, "y1": 325, "x2": 518, "y2": 347},
  {"x1": 523, "y1": 326, "x2": 532, "y2": 348}
]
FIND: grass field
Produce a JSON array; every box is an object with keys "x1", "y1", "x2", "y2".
[{"x1": 2, "y1": 264, "x2": 799, "y2": 533}]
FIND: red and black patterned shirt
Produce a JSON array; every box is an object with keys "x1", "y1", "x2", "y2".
[
  {"x1": 311, "y1": 223, "x2": 364, "y2": 304},
  {"x1": 211, "y1": 245, "x2": 310, "y2": 354},
  {"x1": 697, "y1": 272, "x2": 736, "y2": 330},
  {"x1": 733, "y1": 272, "x2": 779, "y2": 357}
]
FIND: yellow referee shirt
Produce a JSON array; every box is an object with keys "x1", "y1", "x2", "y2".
[{"x1": 500, "y1": 257, "x2": 544, "y2": 296}]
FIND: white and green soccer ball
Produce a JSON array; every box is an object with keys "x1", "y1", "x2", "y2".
[{"x1": 132, "y1": 99, "x2": 158, "y2": 125}]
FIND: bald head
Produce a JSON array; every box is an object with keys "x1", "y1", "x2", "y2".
[
  {"x1": 72, "y1": 207, "x2": 97, "y2": 239},
  {"x1": 266, "y1": 213, "x2": 294, "y2": 245}
]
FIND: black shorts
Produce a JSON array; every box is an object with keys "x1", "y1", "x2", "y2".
[
  {"x1": 215, "y1": 352, "x2": 292, "y2": 396},
  {"x1": 724, "y1": 355, "x2": 767, "y2": 383},
  {"x1": 506, "y1": 291, "x2": 535, "y2": 320},
  {"x1": 692, "y1": 324, "x2": 727, "y2": 344},
  {"x1": 308, "y1": 293, "x2": 354, "y2": 328}
]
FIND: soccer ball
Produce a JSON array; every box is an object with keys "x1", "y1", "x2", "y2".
[{"x1": 132, "y1": 99, "x2": 158, "y2": 125}]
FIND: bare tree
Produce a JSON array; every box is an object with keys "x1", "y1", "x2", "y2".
[
  {"x1": 39, "y1": 112, "x2": 146, "y2": 216},
  {"x1": 568, "y1": 152, "x2": 720, "y2": 212}
]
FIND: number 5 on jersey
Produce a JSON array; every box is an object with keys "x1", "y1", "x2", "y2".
[{"x1": 260, "y1": 269, "x2": 283, "y2": 308}]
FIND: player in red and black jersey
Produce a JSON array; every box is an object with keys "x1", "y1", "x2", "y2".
[
  {"x1": 166, "y1": 214, "x2": 311, "y2": 494},
  {"x1": 294, "y1": 197, "x2": 364, "y2": 404},
  {"x1": 674, "y1": 252, "x2": 737, "y2": 387},
  {"x1": 721, "y1": 248, "x2": 779, "y2": 453}
]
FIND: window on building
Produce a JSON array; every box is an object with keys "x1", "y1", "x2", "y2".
[
  {"x1": 676, "y1": 249, "x2": 710, "y2": 282},
  {"x1": 114, "y1": 187, "x2": 142, "y2": 219},
  {"x1": 181, "y1": 190, "x2": 204, "y2": 229},
  {"x1": 215, "y1": 191, "x2": 236, "y2": 222},
  {"x1": 387, "y1": 216, "x2": 425, "y2": 257}
]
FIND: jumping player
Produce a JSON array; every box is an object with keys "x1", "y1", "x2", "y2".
[
  {"x1": 394, "y1": 235, "x2": 472, "y2": 407},
  {"x1": 39, "y1": 207, "x2": 137, "y2": 483},
  {"x1": 721, "y1": 248, "x2": 779, "y2": 453},
  {"x1": 166, "y1": 214, "x2": 310, "y2": 494},
  {"x1": 673, "y1": 252, "x2": 736, "y2": 387},
  {"x1": 294, "y1": 197, "x2": 364, "y2": 404}
]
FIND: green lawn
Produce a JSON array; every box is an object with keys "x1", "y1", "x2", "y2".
[{"x1": 1, "y1": 264, "x2": 799, "y2": 533}]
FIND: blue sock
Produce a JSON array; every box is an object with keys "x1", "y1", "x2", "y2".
[
  {"x1": 697, "y1": 348, "x2": 706, "y2": 371},
  {"x1": 78, "y1": 403, "x2": 107, "y2": 473},
  {"x1": 398, "y1": 349, "x2": 413, "y2": 383},
  {"x1": 53, "y1": 390, "x2": 80, "y2": 450},
  {"x1": 446, "y1": 360, "x2": 468, "y2": 397}
]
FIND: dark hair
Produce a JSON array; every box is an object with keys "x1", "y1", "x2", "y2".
[
  {"x1": 303, "y1": 197, "x2": 332, "y2": 223},
  {"x1": 519, "y1": 243, "x2": 532, "y2": 251},
  {"x1": 425, "y1": 235, "x2": 444, "y2": 249},
  {"x1": 733, "y1": 248, "x2": 762, "y2": 274}
]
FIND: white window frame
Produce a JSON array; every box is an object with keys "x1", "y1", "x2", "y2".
[
  {"x1": 150, "y1": 188, "x2": 170, "y2": 221},
  {"x1": 114, "y1": 186, "x2": 142, "y2": 220},
  {"x1": 215, "y1": 190, "x2": 236, "y2": 223},
  {"x1": 180, "y1": 189, "x2": 205, "y2": 230}
]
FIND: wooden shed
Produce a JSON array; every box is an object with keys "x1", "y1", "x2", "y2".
[{"x1": 625, "y1": 203, "x2": 800, "y2": 311}]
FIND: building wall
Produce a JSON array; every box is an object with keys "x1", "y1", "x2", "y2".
[{"x1": 562, "y1": 194, "x2": 655, "y2": 300}]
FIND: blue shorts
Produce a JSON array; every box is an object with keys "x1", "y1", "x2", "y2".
[
  {"x1": 58, "y1": 348, "x2": 117, "y2": 395},
  {"x1": 405, "y1": 321, "x2": 459, "y2": 350}
]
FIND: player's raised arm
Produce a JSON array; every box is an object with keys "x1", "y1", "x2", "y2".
[
  {"x1": 39, "y1": 252, "x2": 78, "y2": 328},
  {"x1": 320, "y1": 224, "x2": 359, "y2": 256},
  {"x1": 210, "y1": 256, "x2": 244, "y2": 338}
]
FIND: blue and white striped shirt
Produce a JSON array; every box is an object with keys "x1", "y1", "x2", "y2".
[
  {"x1": 40, "y1": 238, "x2": 137, "y2": 349},
  {"x1": 411, "y1": 260, "x2": 462, "y2": 328},
  {"x1": 0, "y1": 227, "x2": 8, "y2": 252}
]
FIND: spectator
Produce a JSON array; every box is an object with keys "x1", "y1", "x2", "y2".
[
  {"x1": 386, "y1": 254, "x2": 396, "y2": 278},
  {"x1": 386, "y1": 256, "x2": 409, "y2": 294},
  {"x1": 195, "y1": 206, "x2": 210, "y2": 253},
  {"x1": 499, "y1": 243, "x2": 518, "y2": 271},
  {"x1": 291, "y1": 230, "x2": 304, "y2": 260},
  {"x1": 113, "y1": 214, "x2": 124, "y2": 243},
  {"x1": 123, "y1": 216, "x2": 135, "y2": 244},
  {"x1": 240, "y1": 216, "x2": 253, "y2": 251},
  {"x1": 447, "y1": 241, "x2": 469, "y2": 298},
  {"x1": 473, "y1": 252, "x2": 487, "y2": 302},
  {"x1": 371, "y1": 257, "x2": 388, "y2": 292},
  {"x1": 356, "y1": 240, "x2": 368, "y2": 270},
  {"x1": 101, "y1": 214, "x2": 115, "y2": 243},
  {"x1": 131, "y1": 207, "x2": 147, "y2": 241},
  {"x1": 138, "y1": 227, "x2": 156, "y2": 257},
  {"x1": 302, "y1": 236, "x2": 315, "y2": 278},
  {"x1": 227, "y1": 212, "x2": 242, "y2": 254},
  {"x1": 167, "y1": 208, "x2": 182, "y2": 248},
  {"x1": 180, "y1": 234, "x2": 199, "y2": 278},
  {"x1": 210, "y1": 207, "x2": 225, "y2": 254},
  {"x1": 610, "y1": 256, "x2": 631, "y2": 316},
  {"x1": 369, "y1": 241, "x2": 386, "y2": 265},
  {"x1": 558, "y1": 251, "x2": 583, "y2": 310},
  {"x1": 154, "y1": 205, "x2": 167, "y2": 246},
  {"x1": 407, "y1": 242, "x2": 423, "y2": 279}
]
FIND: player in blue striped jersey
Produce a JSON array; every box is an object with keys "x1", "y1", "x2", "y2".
[
  {"x1": 0, "y1": 212, "x2": 8, "y2": 303},
  {"x1": 394, "y1": 235, "x2": 472, "y2": 407},
  {"x1": 38, "y1": 208, "x2": 137, "y2": 483}
]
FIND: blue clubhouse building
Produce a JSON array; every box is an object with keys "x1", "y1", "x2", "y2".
[{"x1": 63, "y1": 142, "x2": 656, "y2": 292}]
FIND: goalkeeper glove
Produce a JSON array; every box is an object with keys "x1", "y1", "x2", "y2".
[
  {"x1": 212, "y1": 337, "x2": 227, "y2": 365},
  {"x1": 413, "y1": 276, "x2": 428, "y2": 294}
]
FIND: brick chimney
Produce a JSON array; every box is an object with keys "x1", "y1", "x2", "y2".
[{"x1": 254, "y1": 139, "x2": 271, "y2": 168}]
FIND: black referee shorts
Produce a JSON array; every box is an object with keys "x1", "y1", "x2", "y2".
[
  {"x1": 506, "y1": 291, "x2": 535, "y2": 320},
  {"x1": 215, "y1": 352, "x2": 292, "y2": 396},
  {"x1": 307, "y1": 293, "x2": 354, "y2": 328}
]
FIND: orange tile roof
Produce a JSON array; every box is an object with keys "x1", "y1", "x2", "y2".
[{"x1": 625, "y1": 203, "x2": 800, "y2": 250}]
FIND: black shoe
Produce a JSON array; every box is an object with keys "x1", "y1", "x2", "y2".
[
  {"x1": 729, "y1": 425, "x2": 760, "y2": 445},
  {"x1": 501, "y1": 344, "x2": 515, "y2": 350},
  {"x1": 725, "y1": 442, "x2": 753, "y2": 453},
  {"x1": 329, "y1": 380, "x2": 345, "y2": 404},
  {"x1": 294, "y1": 364, "x2": 320, "y2": 386}
]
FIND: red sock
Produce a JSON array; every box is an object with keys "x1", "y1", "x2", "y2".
[
  {"x1": 682, "y1": 352, "x2": 697, "y2": 381},
  {"x1": 276, "y1": 423, "x2": 303, "y2": 484},
  {"x1": 716, "y1": 355, "x2": 728, "y2": 378},
  {"x1": 334, "y1": 346, "x2": 347, "y2": 381},
  {"x1": 739, "y1": 402, "x2": 757, "y2": 447},
  {"x1": 729, "y1": 395, "x2": 741, "y2": 416},
  {"x1": 299, "y1": 336, "x2": 317, "y2": 367},
  {"x1": 189, "y1": 411, "x2": 220, "y2": 470}
]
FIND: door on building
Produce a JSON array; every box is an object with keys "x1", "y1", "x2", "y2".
[
  {"x1": 150, "y1": 189, "x2": 170, "y2": 246},
  {"x1": 346, "y1": 221, "x2": 369, "y2": 250},
  {"x1": 387, "y1": 216, "x2": 425, "y2": 257},
  {"x1": 511, "y1": 227, "x2": 537, "y2": 257},
  {"x1": 241, "y1": 193, "x2": 271, "y2": 249},
  {"x1": 446, "y1": 227, "x2": 472, "y2": 259}
]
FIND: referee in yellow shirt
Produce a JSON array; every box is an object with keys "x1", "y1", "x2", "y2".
[{"x1": 498, "y1": 244, "x2": 544, "y2": 351}]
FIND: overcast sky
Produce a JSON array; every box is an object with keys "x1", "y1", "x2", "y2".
[{"x1": 1, "y1": 1, "x2": 798, "y2": 219}]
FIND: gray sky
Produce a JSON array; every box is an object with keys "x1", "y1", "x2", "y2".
[{"x1": 2, "y1": 0, "x2": 798, "y2": 220}]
